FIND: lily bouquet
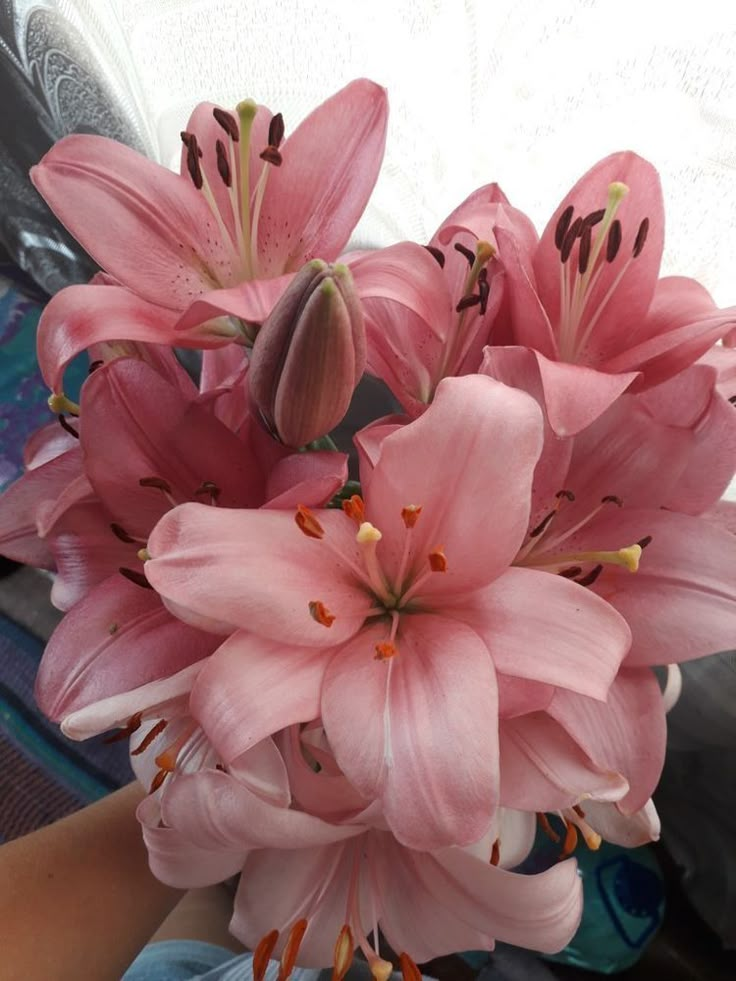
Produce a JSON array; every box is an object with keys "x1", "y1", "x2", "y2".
[{"x1": 2, "y1": 78, "x2": 736, "y2": 979}]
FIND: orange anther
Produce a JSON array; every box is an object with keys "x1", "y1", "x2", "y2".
[
  {"x1": 428, "y1": 547, "x2": 447, "y2": 572},
  {"x1": 374, "y1": 641, "x2": 398, "y2": 661},
  {"x1": 536, "y1": 812, "x2": 561, "y2": 844},
  {"x1": 295, "y1": 505, "x2": 325, "y2": 539},
  {"x1": 332, "y1": 924, "x2": 354, "y2": 981},
  {"x1": 131, "y1": 719, "x2": 168, "y2": 756},
  {"x1": 490, "y1": 838, "x2": 500, "y2": 866},
  {"x1": 342, "y1": 494, "x2": 366, "y2": 524},
  {"x1": 399, "y1": 953, "x2": 423, "y2": 981},
  {"x1": 401, "y1": 505, "x2": 422, "y2": 529},
  {"x1": 148, "y1": 769, "x2": 168, "y2": 794},
  {"x1": 278, "y1": 918, "x2": 308, "y2": 981},
  {"x1": 253, "y1": 929, "x2": 279, "y2": 981},
  {"x1": 309, "y1": 600, "x2": 335, "y2": 627},
  {"x1": 559, "y1": 820, "x2": 579, "y2": 860}
]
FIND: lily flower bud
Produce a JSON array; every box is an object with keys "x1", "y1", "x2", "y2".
[{"x1": 248, "y1": 259, "x2": 366, "y2": 447}]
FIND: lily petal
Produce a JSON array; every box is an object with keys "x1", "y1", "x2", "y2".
[
  {"x1": 255, "y1": 79, "x2": 388, "y2": 276},
  {"x1": 35, "y1": 575, "x2": 218, "y2": 721},
  {"x1": 321, "y1": 616, "x2": 499, "y2": 850},
  {"x1": 548, "y1": 668, "x2": 666, "y2": 812},
  {"x1": 364, "y1": 374, "x2": 543, "y2": 595},
  {"x1": 31, "y1": 135, "x2": 236, "y2": 308},
  {"x1": 453, "y1": 567, "x2": 630, "y2": 700},
  {"x1": 499, "y1": 712, "x2": 629, "y2": 811},
  {"x1": 589, "y1": 509, "x2": 736, "y2": 666},
  {"x1": 37, "y1": 284, "x2": 225, "y2": 396},
  {"x1": 190, "y1": 631, "x2": 328, "y2": 763},
  {"x1": 146, "y1": 504, "x2": 372, "y2": 646}
]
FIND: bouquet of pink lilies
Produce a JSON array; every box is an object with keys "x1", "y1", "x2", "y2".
[{"x1": 2, "y1": 78, "x2": 736, "y2": 979}]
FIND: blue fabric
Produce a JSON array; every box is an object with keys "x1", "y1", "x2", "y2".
[{"x1": 122, "y1": 940, "x2": 236, "y2": 980}]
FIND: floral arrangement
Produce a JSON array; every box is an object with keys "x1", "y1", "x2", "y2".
[{"x1": 1, "y1": 78, "x2": 736, "y2": 979}]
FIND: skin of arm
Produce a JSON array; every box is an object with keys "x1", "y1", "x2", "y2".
[{"x1": 0, "y1": 783, "x2": 183, "y2": 981}]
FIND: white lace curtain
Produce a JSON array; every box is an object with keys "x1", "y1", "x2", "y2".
[{"x1": 3, "y1": 0, "x2": 736, "y2": 304}]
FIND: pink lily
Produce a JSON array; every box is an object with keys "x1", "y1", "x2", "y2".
[
  {"x1": 349, "y1": 185, "x2": 536, "y2": 417},
  {"x1": 140, "y1": 727, "x2": 582, "y2": 973},
  {"x1": 483, "y1": 348, "x2": 736, "y2": 667},
  {"x1": 30, "y1": 79, "x2": 388, "y2": 396},
  {"x1": 145, "y1": 375, "x2": 631, "y2": 850},
  {"x1": 32, "y1": 357, "x2": 346, "y2": 754},
  {"x1": 492, "y1": 152, "x2": 736, "y2": 434}
]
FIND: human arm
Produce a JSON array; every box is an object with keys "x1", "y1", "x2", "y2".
[{"x1": 0, "y1": 782, "x2": 182, "y2": 981}]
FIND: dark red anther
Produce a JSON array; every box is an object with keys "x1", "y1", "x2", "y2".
[
  {"x1": 606, "y1": 219, "x2": 622, "y2": 262},
  {"x1": 478, "y1": 275, "x2": 490, "y2": 315},
  {"x1": 529, "y1": 509, "x2": 556, "y2": 538},
  {"x1": 194, "y1": 480, "x2": 221, "y2": 502},
  {"x1": 260, "y1": 145, "x2": 283, "y2": 166},
  {"x1": 268, "y1": 112, "x2": 285, "y2": 148},
  {"x1": 578, "y1": 224, "x2": 592, "y2": 275},
  {"x1": 582, "y1": 208, "x2": 606, "y2": 228},
  {"x1": 554, "y1": 204, "x2": 575, "y2": 251},
  {"x1": 558, "y1": 566, "x2": 583, "y2": 579},
  {"x1": 560, "y1": 216, "x2": 583, "y2": 263},
  {"x1": 576, "y1": 564, "x2": 603, "y2": 587},
  {"x1": 633, "y1": 217, "x2": 649, "y2": 258},
  {"x1": 57, "y1": 415, "x2": 79, "y2": 439},
  {"x1": 454, "y1": 241, "x2": 476, "y2": 267},
  {"x1": 104, "y1": 712, "x2": 143, "y2": 744},
  {"x1": 139, "y1": 476, "x2": 173, "y2": 493},
  {"x1": 637, "y1": 534, "x2": 653, "y2": 549},
  {"x1": 424, "y1": 245, "x2": 445, "y2": 268},
  {"x1": 131, "y1": 719, "x2": 168, "y2": 755},
  {"x1": 729, "y1": 395, "x2": 736, "y2": 404},
  {"x1": 88, "y1": 359, "x2": 104, "y2": 374},
  {"x1": 601, "y1": 494, "x2": 623, "y2": 507},
  {"x1": 215, "y1": 139, "x2": 232, "y2": 187},
  {"x1": 556, "y1": 489, "x2": 576, "y2": 501},
  {"x1": 455, "y1": 293, "x2": 481, "y2": 313},
  {"x1": 110, "y1": 522, "x2": 137, "y2": 544},
  {"x1": 119, "y1": 567, "x2": 153, "y2": 590},
  {"x1": 180, "y1": 131, "x2": 192, "y2": 148},
  {"x1": 212, "y1": 107, "x2": 240, "y2": 141},
  {"x1": 186, "y1": 138, "x2": 204, "y2": 189}
]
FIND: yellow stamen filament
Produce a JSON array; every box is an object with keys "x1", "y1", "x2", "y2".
[
  {"x1": 332, "y1": 925, "x2": 354, "y2": 981},
  {"x1": 440, "y1": 239, "x2": 496, "y2": 377},
  {"x1": 236, "y1": 99, "x2": 257, "y2": 277},
  {"x1": 295, "y1": 505, "x2": 325, "y2": 539},
  {"x1": 559, "y1": 181, "x2": 631, "y2": 362},
  {"x1": 309, "y1": 601, "x2": 335, "y2": 627},
  {"x1": 535, "y1": 543, "x2": 642, "y2": 573},
  {"x1": 48, "y1": 393, "x2": 80, "y2": 416},
  {"x1": 567, "y1": 805, "x2": 602, "y2": 850}
]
